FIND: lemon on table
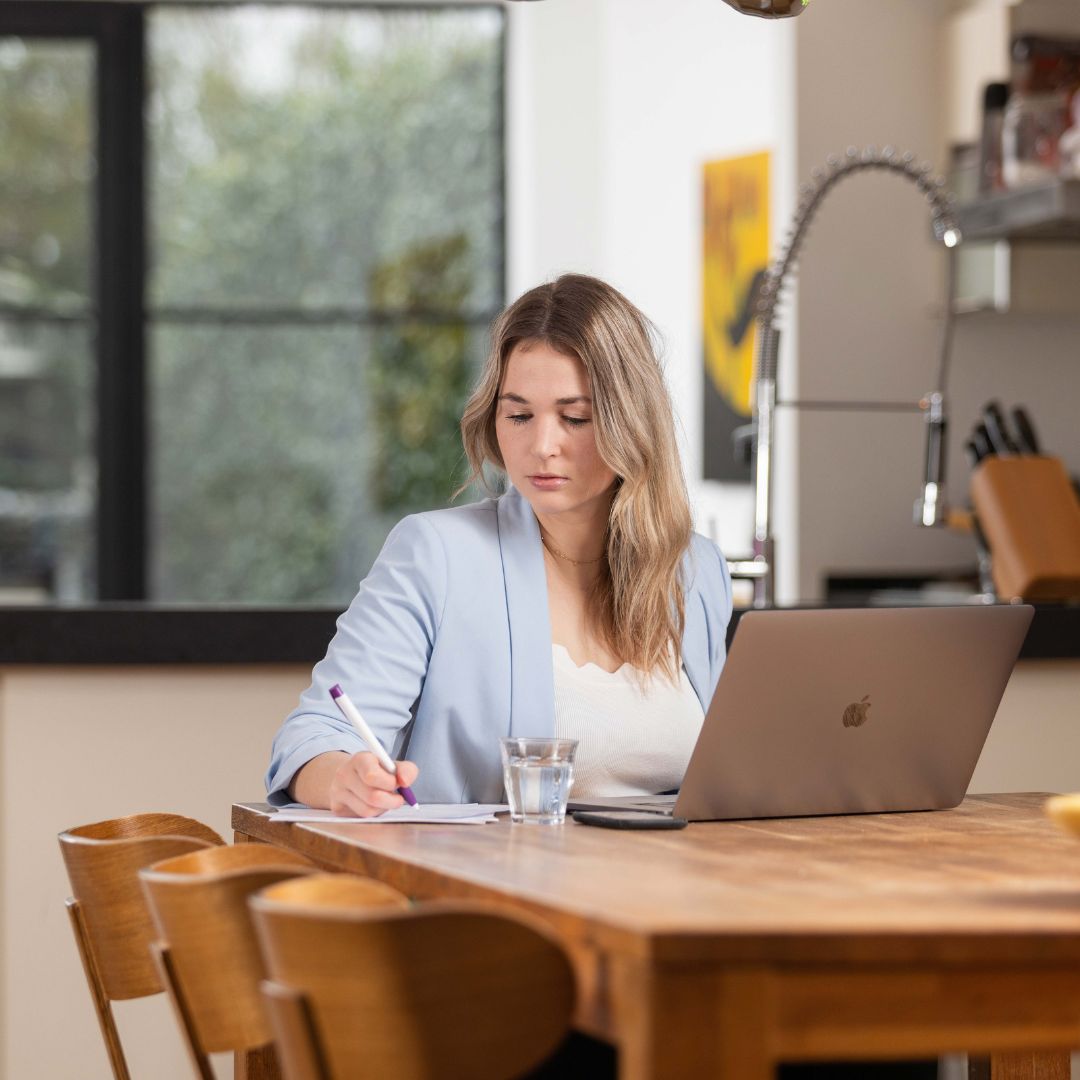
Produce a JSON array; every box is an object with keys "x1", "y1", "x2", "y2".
[{"x1": 1046, "y1": 794, "x2": 1080, "y2": 837}]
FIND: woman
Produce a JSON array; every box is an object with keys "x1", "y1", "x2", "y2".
[{"x1": 266, "y1": 273, "x2": 733, "y2": 815}]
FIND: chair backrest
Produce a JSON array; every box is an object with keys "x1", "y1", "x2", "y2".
[
  {"x1": 59, "y1": 813, "x2": 225, "y2": 1000},
  {"x1": 139, "y1": 843, "x2": 318, "y2": 1056},
  {"x1": 251, "y1": 882, "x2": 575, "y2": 1080},
  {"x1": 257, "y1": 872, "x2": 412, "y2": 911}
]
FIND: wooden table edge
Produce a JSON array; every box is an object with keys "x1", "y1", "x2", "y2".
[{"x1": 231, "y1": 802, "x2": 1080, "y2": 967}]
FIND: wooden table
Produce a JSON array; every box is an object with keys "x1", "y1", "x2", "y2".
[{"x1": 234, "y1": 794, "x2": 1080, "y2": 1080}]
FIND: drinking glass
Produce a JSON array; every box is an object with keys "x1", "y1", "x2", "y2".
[{"x1": 499, "y1": 737, "x2": 578, "y2": 825}]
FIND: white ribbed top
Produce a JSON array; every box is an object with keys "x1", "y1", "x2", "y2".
[{"x1": 552, "y1": 644, "x2": 705, "y2": 799}]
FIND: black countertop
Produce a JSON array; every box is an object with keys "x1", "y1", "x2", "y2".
[{"x1": 2, "y1": 602, "x2": 1079, "y2": 664}]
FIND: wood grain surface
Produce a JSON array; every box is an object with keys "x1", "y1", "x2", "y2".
[{"x1": 235, "y1": 794, "x2": 1080, "y2": 962}]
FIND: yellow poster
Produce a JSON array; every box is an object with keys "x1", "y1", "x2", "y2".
[{"x1": 702, "y1": 151, "x2": 769, "y2": 481}]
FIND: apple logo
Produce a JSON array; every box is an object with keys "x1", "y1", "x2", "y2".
[{"x1": 843, "y1": 694, "x2": 871, "y2": 728}]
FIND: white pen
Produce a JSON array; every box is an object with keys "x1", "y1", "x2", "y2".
[{"x1": 329, "y1": 683, "x2": 419, "y2": 807}]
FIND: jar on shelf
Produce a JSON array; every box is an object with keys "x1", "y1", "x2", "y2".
[{"x1": 1002, "y1": 88, "x2": 1070, "y2": 187}]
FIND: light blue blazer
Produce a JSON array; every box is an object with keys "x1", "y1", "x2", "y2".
[{"x1": 266, "y1": 486, "x2": 733, "y2": 805}]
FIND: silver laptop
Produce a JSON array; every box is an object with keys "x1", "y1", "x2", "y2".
[{"x1": 568, "y1": 605, "x2": 1034, "y2": 821}]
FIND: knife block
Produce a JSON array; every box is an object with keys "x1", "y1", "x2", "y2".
[{"x1": 970, "y1": 455, "x2": 1080, "y2": 601}]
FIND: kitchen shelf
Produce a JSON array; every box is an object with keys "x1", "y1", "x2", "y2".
[{"x1": 954, "y1": 178, "x2": 1080, "y2": 242}]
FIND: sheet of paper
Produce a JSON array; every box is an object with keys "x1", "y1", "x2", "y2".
[{"x1": 268, "y1": 803, "x2": 508, "y2": 825}]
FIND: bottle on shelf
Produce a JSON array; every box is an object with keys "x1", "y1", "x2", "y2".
[{"x1": 978, "y1": 82, "x2": 1009, "y2": 194}]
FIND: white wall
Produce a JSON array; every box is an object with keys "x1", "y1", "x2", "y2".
[
  {"x1": 969, "y1": 660, "x2": 1080, "y2": 795},
  {"x1": 790, "y1": 0, "x2": 965, "y2": 602},
  {"x1": 506, "y1": 0, "x2": 796, "y2": 560}
]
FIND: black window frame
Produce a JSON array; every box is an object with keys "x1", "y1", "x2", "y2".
[{"x1": 0, "y1": 0, "x2": 506, "y2": 601}]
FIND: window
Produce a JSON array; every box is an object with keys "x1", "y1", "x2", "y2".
[
  {"x1": 0, "y1": 32, "x2": 96, "y2": 602},
  {"x1": 0, "y1": 1, "x2": 505, "y2": 604}
]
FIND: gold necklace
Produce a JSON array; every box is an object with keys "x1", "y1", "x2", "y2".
[{"x1": 539, "y1": 530, "x2": 606, "y2": 566}]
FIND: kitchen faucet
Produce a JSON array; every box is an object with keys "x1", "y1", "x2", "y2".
[{"x1": 743, "y1": 144, "x2": 962, "y2": 607}]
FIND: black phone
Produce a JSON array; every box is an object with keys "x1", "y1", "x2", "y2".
[{"x1": 571, "y1": 810, "x2": 688, "y2": 830}]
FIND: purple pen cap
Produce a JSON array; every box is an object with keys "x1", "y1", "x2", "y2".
[{"x1": 329, "y1": 683, "x2": 343, "y2": 699}]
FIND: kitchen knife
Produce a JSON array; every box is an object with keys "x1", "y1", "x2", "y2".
[
  {"x1": 982, "y1": 400, "x2": 1018, "y2": 455},
  {"x1": 971, "y1": 423, "x2": 994, "y2": 462},
  {"x1": 1011, "y1": 406, "x2": 1042, "y2": 455}
]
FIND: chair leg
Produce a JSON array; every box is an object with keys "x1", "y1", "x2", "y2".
[
  {"x1": 151, "y1": 942, "x2": 215, "y2": 1080},
  {"x1": 66, "y1": 898, "x2": 132, "y2": 1080},
  {"x1": 260, "y1": 980, "x2": 330, "y2": 1080}
]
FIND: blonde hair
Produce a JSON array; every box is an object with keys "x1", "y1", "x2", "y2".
[{"x1": 459, "y1": 274, "x2": 693, "y2": 680}]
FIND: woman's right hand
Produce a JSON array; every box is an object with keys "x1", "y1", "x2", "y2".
[{"x1": 329, "y1": 751, "x2": 420, "y2": 818}]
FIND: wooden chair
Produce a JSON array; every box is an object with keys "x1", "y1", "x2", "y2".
[
  {"x1": 251, "y1": 875, "x2": 575, "y2": 1080},
  {"x1": 138, "y1": 843, "x2": 321, "y2": 1080},
  {"x1": 58, "y1": 812, "x2": 225, "y2": 1080}
]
